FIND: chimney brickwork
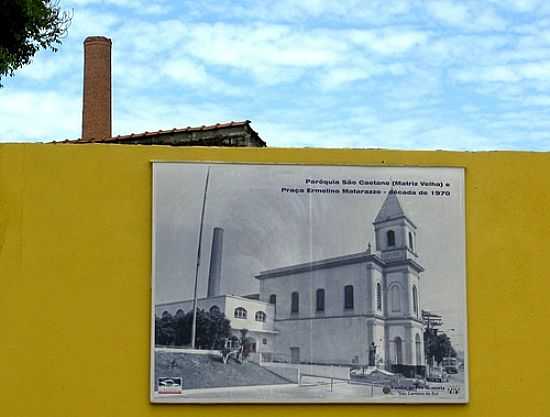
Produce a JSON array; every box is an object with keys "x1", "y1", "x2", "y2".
[{"x1": 82, "y1": 36, "x2": 112, "y2": 141}]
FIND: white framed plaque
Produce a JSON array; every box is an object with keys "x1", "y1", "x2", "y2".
[{"x1": 151, "y1": 162, "x2": 468, "y2": 403}]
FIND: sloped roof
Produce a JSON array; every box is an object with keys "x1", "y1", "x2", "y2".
[
  {"x1": 374, "y1": 192, "x2": 407, "y2": 223},
  {"x1": 255, "y1": 252, "x2": 386, "y2": 279},
  {"x1": 55, "y1": 120, "x2": 266, "y2": 146},
  {"x1": 255, "y1": 249, "x2": 423, "y2": 280}
]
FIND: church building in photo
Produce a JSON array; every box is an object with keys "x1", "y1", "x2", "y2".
[
  {"x1": 255, "y1": 192, "x2": 426, "y2": 376},
  {"x1": 156, "y1": 192, "x2": 426, "y2": 377}
]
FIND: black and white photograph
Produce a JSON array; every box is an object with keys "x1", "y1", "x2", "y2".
[{"x1": 151, "y1": 162, "x2": 468, "y2": 403}]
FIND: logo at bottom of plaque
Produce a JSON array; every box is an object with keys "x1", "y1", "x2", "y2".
[{"x1": 158, "y1": 377, "x2": 183, "y2": 394}]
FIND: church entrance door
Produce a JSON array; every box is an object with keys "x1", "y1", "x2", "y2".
[
  {"x1": 290, "y1": 347, "x2": 300, "y2": 364},
  {"x1": 395, "y1": 337, "x2": 403, "y2": 364}
]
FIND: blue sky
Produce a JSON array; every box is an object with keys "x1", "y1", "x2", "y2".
[{"x1": 2, "y1": 0, "x2": 550, "y2": 149}]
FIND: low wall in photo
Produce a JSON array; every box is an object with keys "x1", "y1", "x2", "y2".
[{"x1": 260, "y1": 363, "x2": 301, "y2": 383}]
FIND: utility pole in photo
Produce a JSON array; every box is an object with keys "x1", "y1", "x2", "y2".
[
  {"x1": 191, "y1": 166, "x2": 211, "y2": 349},
  {"x1": 422, "y1": 309, "x2": 443, "y2": 377}
]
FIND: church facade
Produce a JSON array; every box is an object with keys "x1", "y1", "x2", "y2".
[{"x1": 255, "y1": 192, "x2": 426, "y2": 376}]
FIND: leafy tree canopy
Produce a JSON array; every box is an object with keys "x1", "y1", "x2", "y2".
[
  {"x1": 0, "y1": 0, "x2": 71, "y2": 86},
  {"x1": 155, "y1": 309, "x2": 231, "y2": 350},
  {"x1": 424, "y1": 329, "x2": 456, "y2": 366}
]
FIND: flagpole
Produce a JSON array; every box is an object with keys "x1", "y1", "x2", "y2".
[{"x1": 191, "y1": 166, "x2": 210, "y2": 349}]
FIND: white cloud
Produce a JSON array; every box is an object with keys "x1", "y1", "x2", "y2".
[
  {"x1": 255, "y1": 121, "x2": 359, "y2": 148},
  {"x1": 426, "y1": 1, "x2": 469, "y2": 27},
  {"x1": 491, "y1": 0, "x2": 542, "y2": 13},
  {"x1": 76, "y1": 15, "x2": 424, "y2": 90},
  {"x1": 113, "y1": 97, "x2": 238, "y2": 136},
  {"x1": 425, "y1": 1, "x2": 507, "y2": 31},
  {"x1": 67, "y1": 9, "x2": 121, "y2": 40},
  {"x1": 319, "y1": 66, "x2": 375, "y2": 89},
  {"x1": 410, "y1": 125, "x2": 497, "y2": 150},
  {"x1": 171, "y1": 24, "x2": 429, "y2": 85},
  {"x1": 162, "y1": 59, "x2": 208, "y2": 85},
  {"x1": 257, "y1": 110, "x2": 499, "y2": 151},
  {"x1": 63, "y1": 0, "x2": 170, "y2": 14},
  {"x1": 17, "y1": 52, "x2": 78, "y2": 82},
  {"x1": 0, "y1": 91, "x2": 81, "y2": 142},
  {"x1": 184, "y1": 0, "x2": 414, "y2": 24},
  {"x1": 455, "y1": 66, "x2": 520, "y2": 82},
  {"x1": 185, "y1": 24, "x2": 342, "y2": 69},
  {"x1": 318, "y1": 59, "x2": 410, "y2": 89},
  {"x1": 455, "y1": 61, "x2": 550, "y2": 83},
  {"x1": 160, "y1": 58, "x2": 242, "y2": 95},
  {"x1": 497, "y1": 47, "x2": 550, "y2": 63},
  {"x1": 519, "y1": 61, "x2": 550, "y2": 79},
  {"x1": 347, "y1": 29, "x2": 428, "y2": 55},
  {"x1": 522, "y1": 95, "x2": 550, "y2": 106},
  {"x1": 475, "y1": 8, "x2": 508, "y2": 30}
]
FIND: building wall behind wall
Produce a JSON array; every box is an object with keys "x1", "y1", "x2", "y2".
[{"x1": 1, "y1": 144, "x2": 550, "y2": 416}]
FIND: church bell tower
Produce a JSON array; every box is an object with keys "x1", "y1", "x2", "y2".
[{"x1": 373, "y1": 192, "x2": 417, "y2": 263}]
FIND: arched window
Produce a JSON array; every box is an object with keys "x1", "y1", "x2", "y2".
[
  {"x1": 209, "y1": 305, "x2": 220, "y2": 315},
  {"x1": 415, "y1": 334, "x2": 422, "y2": 365},
  {"x1": 234, "y1": 307, "x2": 247, "y2": 319},
  {"x1": 344, "y1": 285, "x2": 354, "y2": 309},
  {"x1": 412, "y1": 285, "x2": 419, "y2": 316},
  {"x1": 391, "y1": 285, "x2": 401, "y2": 312},
  {"x1": 376, "y1": 283, "x2": 382, "y2": 311},
  {"x1": 161, "y1": 311, "x2": 170, "y2": 319},
  {"x1": 387, "y1": 230, "x2": 395, "y2": 247},
  {"x1": 291, "y1": 291, "x2": 299, "y2": 313},
  {"x1": 408, "y1": 232, "x2": 414, "y2": 251},
  {"x1": 269, "y1": 294, "x2": 277, "y2": 305},
  {"x1": 175, "y1": 309, "x2": 185, "y2": 319},
  {"x1": 255, "y1": 311, "x2": 266, "y2": 322},
  {"x1": 316, "y1": 288, "x2": 325, "y2": 312}
]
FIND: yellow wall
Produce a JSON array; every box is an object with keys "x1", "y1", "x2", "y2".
[{"x1": 1, "y1": 143, "x2": 549, "y2": 416}]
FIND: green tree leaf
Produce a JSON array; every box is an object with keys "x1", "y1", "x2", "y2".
[{"x1": 0, "y1": 0, "x2": 71, "y2": 86}]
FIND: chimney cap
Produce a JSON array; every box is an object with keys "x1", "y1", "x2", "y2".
[{"x1": 84, "y1": 36, "x2": 112, "y2": 45}]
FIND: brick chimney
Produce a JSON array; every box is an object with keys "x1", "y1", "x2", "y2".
[{"x1": 81, "y1": 36, "x2": 112, "y2": 141}]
